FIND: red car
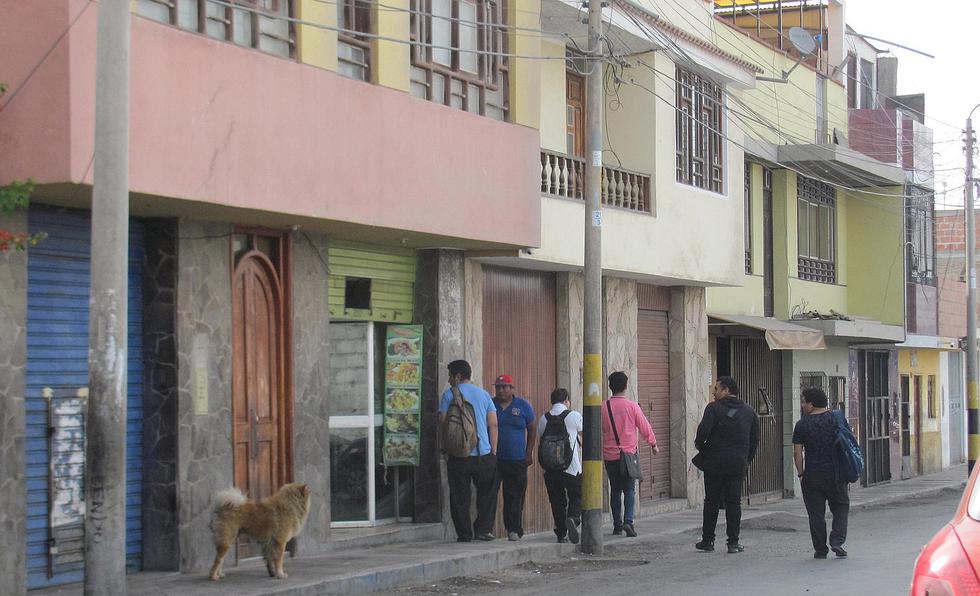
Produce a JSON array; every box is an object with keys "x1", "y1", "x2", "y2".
[{"x1": 910, "y1": 464, "x2": 980, "y2": 595}]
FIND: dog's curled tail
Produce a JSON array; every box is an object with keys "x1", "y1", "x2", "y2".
[{"x1": 213, "y1": 488, "x2": 247, "y2": 511}]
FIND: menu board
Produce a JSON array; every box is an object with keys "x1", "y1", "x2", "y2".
[{"x1": 382, "y1": 325, "x2": 423, "y2": 466}]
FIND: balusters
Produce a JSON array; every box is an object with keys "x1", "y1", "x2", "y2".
[{"x1": 539, "y1": 150, "x2": 649, "y2": 212}]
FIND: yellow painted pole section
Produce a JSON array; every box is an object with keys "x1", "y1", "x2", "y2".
[
  {"x1": 295, "y1": 0, "x2": 337, "y2": 71},
  {"x1": 373, "y1": 0, "x2": 410, "y2": 91},
  {"x1": 582, "y1": 353, "x2": 603, "y2": 511}
]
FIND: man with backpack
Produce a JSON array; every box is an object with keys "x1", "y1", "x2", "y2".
[
  {"x1": 536, "y1": 388, "x2": 583, "y2": 543},
  {"x1": 793, "y1": 386, "x2": 852, "y2": 559},
  {"x1": 694, "y1": 376, "x2": 759, "y2": 554},
  {"x1": 491, "y1": 374, "x2": 537, "y2": 542},
  {"x1": 439, "y1": 360, "x2": 498, "y2": 542}
]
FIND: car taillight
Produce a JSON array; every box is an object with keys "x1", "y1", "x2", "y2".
[{"x1": 911, "y1": 525, "x2": 980, "y2": 596}]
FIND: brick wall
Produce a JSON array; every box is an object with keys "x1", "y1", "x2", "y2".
[
  {"x1": 937, "y1": 209, "x2": 967, "y2": 253},
  {"x1": 936, "y1": 210, "x2": 968, "y2": 338}
]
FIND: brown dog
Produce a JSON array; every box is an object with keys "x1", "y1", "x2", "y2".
[{"x1": 208, "y1": 483, "x2": 311, "y2": 581}]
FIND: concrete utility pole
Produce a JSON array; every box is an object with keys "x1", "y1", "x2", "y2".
[
  {"x1": 85, "y1": 0, "x2": 131, "y2": 593},
  {"x1": 580, "y1": 0, "x2": 605, "y2": 555},
  {"x1": 966, "y1": 112, "x2": 979, "y2": 475}
]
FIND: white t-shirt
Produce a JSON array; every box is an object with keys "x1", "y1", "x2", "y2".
[{"x1": 536, "y1": 403, "x2": 583, "y2": 476}]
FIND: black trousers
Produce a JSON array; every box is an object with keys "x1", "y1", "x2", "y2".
[
  {"x1": 543, "y1": 470, "x2": 582, "y2": 539},
  {"x1": 801, "y1": 473, "x2": 849, "y2": 553},
  {"x1": 702, "y1": 472, "x2": 743, "y2": 544},
  {"x1": 447, "y1": 454, "x2": 498, "y2": 541},
  {"x1": 494, "y1": 460, "x2": 528, "y2": 535}
]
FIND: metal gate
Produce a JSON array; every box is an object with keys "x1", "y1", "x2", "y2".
[
  {"x1": 482, "y1": 266, "x2": 557, "y2": 535},
  {"x1": 860, "y1": 351, "x2": 892, "y2": 486},
  {"x1": 726, "y1": 337, "x2": 783, "y2": 497},
  {"x1": 637, "y1": 307, "x2": 670, "y2": 501},
  {"x1": 949, "y1": 353, "x2": 965, "y2": 464},
  {"x1": 25, "y1": 208, "x2": 144, "y2": 588}
]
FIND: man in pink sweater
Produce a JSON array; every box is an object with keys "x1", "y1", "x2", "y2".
[{"x1": 602, "y1": 371, "x2": 659, "y2": 537}]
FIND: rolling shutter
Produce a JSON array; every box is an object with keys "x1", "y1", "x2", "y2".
[
  {"x1": 25, "y1": 207, "x2": 144, "y2": 588},
  {"x1": 637, "y1": 308, "x2": 670, "y2": 501}
]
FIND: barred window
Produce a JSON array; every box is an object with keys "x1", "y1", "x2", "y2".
[
  {"x1": 797, "y1": 175, "x2": 836, "y2": 284},
  {"x1": 675, "y1": 66, "x2": 724, "y2": 193},
  {"x1": 906, "y1": 188, "x2": 936, "y2": 286},
  {"x1": 136, "y1": 0, "x2": 294, "y2": 58},
  {"x1": 338, "y1": 0, "x2": 372, "y2": 81},
  {"x1": 409, "y1": 0, "x2": 509, "y2": 121}
]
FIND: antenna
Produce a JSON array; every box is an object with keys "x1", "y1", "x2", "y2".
[{"x1": 757, "y1": 27, "x2": 817, "y2": 84}]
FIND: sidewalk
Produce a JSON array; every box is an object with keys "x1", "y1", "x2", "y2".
[{"x1": 36, "y1": 465, "x2": 968, "y2": 596}]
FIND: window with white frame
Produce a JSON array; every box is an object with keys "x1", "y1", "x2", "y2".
[
  {"x1": 797, "y1": 175, "x2": 836, "y2": 284},
  {"x1": 675, "y1": 66, "x2": 724, "y2": 193},
  {"x1": 408, "y1": 0, "x2": 509, "y2": 121},
  {"x1": 136, "y1": 0, "x2": 294, "y2": 58}
]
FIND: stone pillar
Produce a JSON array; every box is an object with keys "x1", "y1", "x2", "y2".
[
  {"x1": 604, "y1": 278, "x2": 638, "y2": 401},
  {"x1": 414, "y1": 250, "x2": 465, "y2": 537},
  {"x1": 141, "y1": 219, "x2": 180, "y2": 570},
  {"x1": 0, "y1": 209, "x2": 27, "y2": 595},
  {"x1": 557, "y1": 272, "x2": 584, "y2": 409},
  {"x1": 176, "y1": 220, "x2": 234, "y2": 573},
  {"x1": 669, "y1": 286, "x2": 709, "y2": 506},
  {"x1": 290, "y1": 231, "x2": 332, "y2": 550},
  {"x1": 463, "y1": 260, "x2": 484, "y2": 386}
]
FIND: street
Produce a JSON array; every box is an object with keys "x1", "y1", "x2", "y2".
[{"x1": 388, "y1": 491, "x2": 961, "y2": 596}]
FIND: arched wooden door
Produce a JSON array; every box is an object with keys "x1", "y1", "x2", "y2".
[{"x1": 232, "y1": 251, "x2": 286, "y2": 511}]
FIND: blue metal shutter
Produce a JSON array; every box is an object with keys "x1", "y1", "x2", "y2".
[{"x1": 25, "y1": 207, "x2": 144, "y2": 589}]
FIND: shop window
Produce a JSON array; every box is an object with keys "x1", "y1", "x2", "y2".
[{"x1": 345, "y1": 277, "x2": 372, "y2": 310}]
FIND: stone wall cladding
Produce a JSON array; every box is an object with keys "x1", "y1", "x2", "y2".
[
  {"x1": 0, "y1": 210, "x2": 27, "y2": 595},
  {"x1": 557, "y1": 272, "x2": 584, "y2": 409},
  {"x1": 290, "y1": 231, "x2": 332, "y2": 551},
  {"x1": 604, "y1": 278, "x2": 638, "y2": 402},
  {"x1": 175, "y1": 220, "x2": 233, "y2": 573},
  {"x1": 141, "y1": 219, "x2": 180, "y2": 570},
  {"x1": 669, "y1": 286, "x2": 708, "y2": 505},
  {"x1": 463, "y1": 260, "x2": 484, "y2": 386}
]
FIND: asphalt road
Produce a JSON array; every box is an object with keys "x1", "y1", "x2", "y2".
[{"x1": 389, "y1": 491, "x2": 961, "y2": 596}]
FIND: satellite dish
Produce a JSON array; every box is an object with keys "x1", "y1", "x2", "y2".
[{"x1": 789, "y1": 27, "x2": 817, "y2": 55}]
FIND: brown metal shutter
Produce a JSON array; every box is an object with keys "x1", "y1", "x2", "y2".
[
  {"x1": 637, "y1": 308, "x2": 670, "y2": 501},
  {"x1": 482, "y1": 266, "x2": 557, "y2": 535}
]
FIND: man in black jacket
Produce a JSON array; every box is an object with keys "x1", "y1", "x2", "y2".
[{"x1": 694, "y1": 376, "x2": 760, "y2": 554}]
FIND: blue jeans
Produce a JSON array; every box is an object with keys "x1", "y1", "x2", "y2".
[{"x1": 604, "y1": 460, "x2": 635, "y2": 527}]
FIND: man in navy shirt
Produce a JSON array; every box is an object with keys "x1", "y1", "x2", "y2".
[{"x1": 491, "y1": 374, "x2": 536, "y2": 541}]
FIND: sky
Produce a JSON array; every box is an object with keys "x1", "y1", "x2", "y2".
[{"x1": 843, "y1": 0, "x2": 978, "y2": 210}]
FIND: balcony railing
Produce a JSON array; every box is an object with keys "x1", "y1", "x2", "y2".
[{"x1": 540, "y1": 150, "x2": 651, "y2": 213}]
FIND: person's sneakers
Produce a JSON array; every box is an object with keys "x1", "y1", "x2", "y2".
[
  {"x1": 566, "y1": 518, "x2": 580, "y2": 545},
  {"x1": 557, "y1": 536, "x2": 568, "y2": 543},
  {"x1": 695, "y1": 539, "x2": 715, "y2": 552},
  {"x1": 624, "y1": 523, "x2": 638, "y2": 537},
  {"x1": 475, "y1": 533, "x2": 495, "y2": 541},
  {"x1": 508, "y1": 532, "x2": 520, "y2": 542},
  {"x1": 612, "y1": 526, "x2": 624, "y2": 536},
  {"x1": 727, "y1": 542, "x2": 745, "y2": 554},
  {"x1": 814, "y1": 551, "x2": 828, "y2": 559},
  {"x1": 831, "y1": 546, "x2": 848, "y2": 558}
]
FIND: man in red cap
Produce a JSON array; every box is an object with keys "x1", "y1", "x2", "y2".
[{"x1": 492, "y1": 374, "x2": 537, "y2": 541}]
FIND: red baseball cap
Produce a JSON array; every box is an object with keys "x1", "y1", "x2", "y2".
[{"x1": 494, "y1": 374, "x2": 514, "y2": 386}]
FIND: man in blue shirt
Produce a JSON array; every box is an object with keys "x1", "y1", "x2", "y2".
[
  {"x1": 491, "y1": 374, "x2": 536, "y2": 541},
  {"x1": 439, "y1": 360, "x2": 498, "y2": 542}
]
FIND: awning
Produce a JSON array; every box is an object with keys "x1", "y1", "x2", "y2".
[{"x1": 709, "y1": 314, "x2": 827, "y2": 350}]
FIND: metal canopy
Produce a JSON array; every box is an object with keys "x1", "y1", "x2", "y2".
[{"x1": 709, "y1": 314, "x2": 827, "y2": 350}]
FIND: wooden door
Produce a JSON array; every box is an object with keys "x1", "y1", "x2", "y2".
[
  {"x1": 637, "y1": 308, "x2": 670, "y2": 501},
  {"x1": 232, "y1": 250, "x2": 285, "y2": 554},
  {"x1": 566, "y1": 72, "x2": 585, "y2": 158},
  {"x1": 482, "y1": 266, "x2": 557, "y2": 536}
]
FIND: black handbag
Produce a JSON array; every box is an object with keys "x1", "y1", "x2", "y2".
[{"x1": 607, "y1": 400, "x2": 643, "y2": 481}]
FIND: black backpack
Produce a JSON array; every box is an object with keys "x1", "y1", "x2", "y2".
[{"x1": 538, "y1": 411, "x2": 573, "y2": 472}]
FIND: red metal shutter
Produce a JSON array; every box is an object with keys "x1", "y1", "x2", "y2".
[
  {"x1": 637, "y1": 308, "x2": 670, "y2": 501},
  {"x1": 482, "y1": 266, "x2": 557, "y2": 535}
]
